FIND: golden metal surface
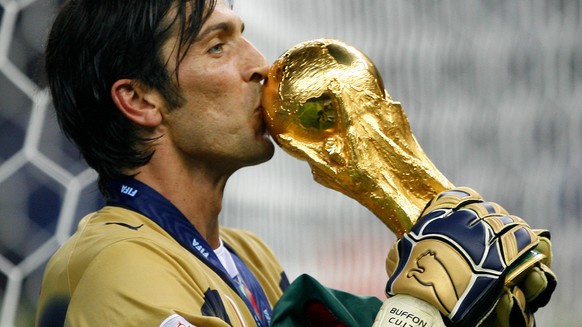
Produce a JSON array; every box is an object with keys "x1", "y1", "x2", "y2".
[{"x1": 262, "y1": 39, "x2": 454, "y2": 237}]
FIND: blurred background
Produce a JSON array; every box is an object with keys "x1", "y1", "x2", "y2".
[{"x1": 0, "y1": 0, "x2": 580, "y2": 325}]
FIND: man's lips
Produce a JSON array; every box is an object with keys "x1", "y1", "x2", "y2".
[
  {"x1": 254, "y1": 105, "x2": 269, "y2": 133},
  {"x1": 254, "y1": 104, "x2": 264, "y2": 119}
]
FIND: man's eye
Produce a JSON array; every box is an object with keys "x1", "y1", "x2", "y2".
[{"x1": 208, "y1": 43, "x2": 224, "y2": 54}]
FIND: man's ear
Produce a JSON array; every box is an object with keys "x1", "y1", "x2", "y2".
[{"x1": 111, "y1": 79, "x2": 164, "y2": 128}]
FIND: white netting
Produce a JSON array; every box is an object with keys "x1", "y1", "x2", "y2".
[{"x1": 1, "y1": 0, "x2": 580, "y2": 325}]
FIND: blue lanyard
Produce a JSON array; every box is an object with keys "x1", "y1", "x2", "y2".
[{"x1": 106, "y1": 178, "x2": 272, "y2": 326}]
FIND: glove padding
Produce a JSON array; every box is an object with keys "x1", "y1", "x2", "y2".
[
  {"x1": 480, "y1": 230, "x2": 556, "y2": 327},
  {"x1": 385, "y1": 187, "x2": 550, "y2": 326}
]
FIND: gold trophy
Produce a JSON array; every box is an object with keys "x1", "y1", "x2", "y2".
[
  {"x1": 262, "y1": 39, "x2": 549, "y2": 326},
  {"x1": 262, "y1": 38, "x2": 453, "y2": 237}
]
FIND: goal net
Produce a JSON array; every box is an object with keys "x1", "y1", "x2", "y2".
[{"x1": 0, "y1": 0, "x2": 580, "y2": 325}]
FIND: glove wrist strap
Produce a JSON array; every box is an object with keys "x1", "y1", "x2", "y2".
[{"x1": 373, "y1": 294, "x2": 446, "y2": 327}]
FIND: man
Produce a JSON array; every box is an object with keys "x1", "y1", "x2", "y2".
[
  {"x1": 37, "y1": 0, "x2": 554, "y2": 326},
  {"x1": 37, "y1": 0, "x2": 286, "y2": 326}
]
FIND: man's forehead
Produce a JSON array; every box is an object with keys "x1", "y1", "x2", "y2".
[
  {"x1": 198, "y1": 1, "x2": 242, "y2": 35},
  {"x1": 214, "y1": 0, "x2": 234, "y2": 9}
]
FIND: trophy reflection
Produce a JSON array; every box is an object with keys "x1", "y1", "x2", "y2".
[{"x1": 262, "y1": 39, "x2": 454, "y2": 237}]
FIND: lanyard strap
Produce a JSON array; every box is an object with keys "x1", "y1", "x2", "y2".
[
  {"x1": 106, "y1": 178, "x2": 272, "y2": 326},
  {"x1": 229, "y1": 245, "x2": 274, "y2": 324}
]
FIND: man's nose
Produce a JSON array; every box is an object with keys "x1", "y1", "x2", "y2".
[{"x1": 243, "y1": 38, "x2": 269, "y2": 83}]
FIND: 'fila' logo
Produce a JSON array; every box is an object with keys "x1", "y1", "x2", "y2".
[
  {"x1": 121, "y1": 185, "x2": 138, "y2": 197},
  {"x1": 192, "y1": 238, "x2": 210, "y2": 258}
]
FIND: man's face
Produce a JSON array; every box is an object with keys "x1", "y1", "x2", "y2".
[{"x1": 161, "y1": 0, "x2": 273, "y2": 174}]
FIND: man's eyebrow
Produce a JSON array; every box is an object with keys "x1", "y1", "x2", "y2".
[{"x1": 195, "y1": 20, "x2": 244, "y2": 42}]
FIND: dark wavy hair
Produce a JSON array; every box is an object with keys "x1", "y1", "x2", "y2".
[{"x1": 46, "y1": 0, "x2": 217, "y2": 196}]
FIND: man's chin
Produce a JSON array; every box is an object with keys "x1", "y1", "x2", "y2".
[
  {"x1": 244, "y1": 135, "x2": 275, "y2": 167},
  {"x1": 257, "y1": 137, "x2": 276, "y2": 163}
]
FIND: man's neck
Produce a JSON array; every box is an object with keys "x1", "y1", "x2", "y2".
[{"x1": 132, "y1": 161, "x2": 229, "y2": 250}]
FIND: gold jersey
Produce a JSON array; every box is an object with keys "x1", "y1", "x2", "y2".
[{"x1": 36, "y1": 206, "x2": 287, "y2": 326}]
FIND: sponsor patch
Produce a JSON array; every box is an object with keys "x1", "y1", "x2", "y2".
[{"x1": 159, "y1": 314, "x2": 196, "y2": 327}]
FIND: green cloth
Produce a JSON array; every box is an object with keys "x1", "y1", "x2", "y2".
[{"x1": 272, "y1": 274, "x2": 383, "y2": 326}]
